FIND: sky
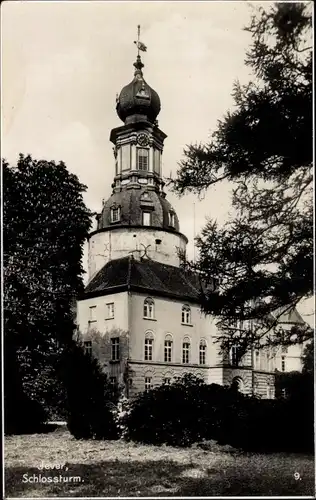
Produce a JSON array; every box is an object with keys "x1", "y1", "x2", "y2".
[{"x1": 2, "y1": 1, "x2": 313, "y2": 323}]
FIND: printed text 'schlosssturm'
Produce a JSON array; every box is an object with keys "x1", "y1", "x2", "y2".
[{"x1": 22, "y1": 474, "x2": 83, "y2": 484}]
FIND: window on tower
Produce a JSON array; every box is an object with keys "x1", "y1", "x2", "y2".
[
  {"x1": 137, "y1": 148, "x2": 149, "y2": 171},
  {"x1": 111, "y1": 206, "x2": 121, "y2": 223},
  {"x1": 142, "y1": 211, "x2": 151, "y2": 226},
  {"x1": 168, "y1": 211, "x2": 175, "y2": 227}
]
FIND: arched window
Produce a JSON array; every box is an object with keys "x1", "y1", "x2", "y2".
[
  {"x1": 144, "y1": 331, "x2": 154, "y2": 361},
  {"x1": 144, "y1": 376, "x2": 152, "y2": 392},
  {"x1": 231, "y1": 376, "x2": 244, "y2": 393},
  {"x1": 162, "y1": 372, "x2": 172, "y2": 385},
  {"x1": 199, "y1": 339, "x2": 207, "y2": 365},
  {"x1": 182, "y1": 337, "x2": 191, "y2": 364},
  {"x1": 164, "y1": 334, "x2": 173, "y2": 363},
  {"x1": 266, "y1": 382, "x2": 273, "y2": 399},
  {"x1": 143, "y1": 297, "x2": 155, "y2": 319},
  {"x1": 182, "y1": 305, "x2": 191, "y2": 325}
]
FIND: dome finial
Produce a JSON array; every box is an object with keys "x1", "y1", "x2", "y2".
[{"x1": 133, "y1": 25, "x2": 147, "y2": 76}]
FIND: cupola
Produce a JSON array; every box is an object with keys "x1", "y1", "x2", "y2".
[{"x1": 116, "y1": 55, "x2": 161, "y2": 125}]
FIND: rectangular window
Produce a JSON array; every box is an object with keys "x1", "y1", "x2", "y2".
[
  {"x1": 199, "y1": 345, "x2": 206, "y2": 365},
  {"x1": 111, "y1": 207, "x2": 120, "y2": 223},
  {"x1": 110, "y1": 376, "x2": 117, "y2": 388},
  {"x1": 111, "y1": 337, "x2": 120, "y2": 362},
  {"x1": 89, "y1": 306, "x2": 96, "y2": 321},
  {"x1": 137, "y1": 148, "x2": 149, "y2": 171},
  {"x1": 182, "y1": 342, "x2": 190, "y2": 364},
  {"x1": 163, "y1": 377, "x2": 171, "y2": 385},
  {"x1": 106, "y1": 302, "x2": 114, "y2": 319},
  {"x1": 169, "y1": 212, "x2": 175, "y2": 227},
  {"x1": 88, "y1": 306, "x2": 97, "y2": 329},
  {"x1": 281, "y1": 356, "x2": 286, "y2": 372},
  {"x1": 144, "y1": 339, "x2": 153, "y2": 361},
  {"x1": 145, "y1": 377, "x2": 152, "y2": 392},
  {"x1": 84, "y1": 340, "x2": 92, "y2": 357},
  {"x1": 164, "y1": 340, "x2": 172, "y2": 362},
  {"x1": 231, "y1": 345, "x2": 238, "y2": 366},
  {"x1": 142, "y1": 211, "x2": 151, "y2": 226}
]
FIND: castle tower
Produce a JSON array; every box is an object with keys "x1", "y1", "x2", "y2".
[
  {"x1": 88, "y1": 47, "x2": 187, "y2": 279},
  {"x1": 77, "y1": 28, "x2": 296, "y2": 399}
]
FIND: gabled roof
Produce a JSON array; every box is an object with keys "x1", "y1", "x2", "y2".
[
  {"x1": 82, "y1": 256, "x2": 202, "y2": 302},
  {"x1": 271, "y1": 305, "x2": 306, "y2": 326}
]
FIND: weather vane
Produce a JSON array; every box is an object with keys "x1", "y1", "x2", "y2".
[{"x1": 134, "y1": 25, "x2": 147, "y2": 56}]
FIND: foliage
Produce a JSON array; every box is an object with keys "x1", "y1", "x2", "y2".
[
  {"x1": 301, "y1": 338, "x2": 314, "y2": 374},
  {"x1": 275, "y1": 369, "x2": 314, "y2": 401},
  {"x1": 111, "y1": 393, "x2": 132, "y2": 440},
  {"x1": 3, "y1": 154, "x2": 92, "y2": 432},
  {"x1": 4, "y1": 342, "x2": 48, "y2": 435},
  {"x1": 60, "y1": 340, "x2": 118, "y2": 440},
  {"x1": 170, "y1": 3, "x2": 313, "y2": 354},
  {"x1": 123, "y1": 374, "x2": 209, "y2": 447},
  {"x1": 123, "y1": 373, "x2": 313, "y2": 452}
]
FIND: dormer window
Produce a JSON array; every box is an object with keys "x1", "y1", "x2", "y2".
[
  {"x1": 142, "y1": 211, "x2": 151, "y2": 226},
  {"x1": 137, "y1": 148, "x2": 149, "y2": 171},
  {"x1": 169, "y1": 211, "x2": 175, "y2": 227},
  {"x1": 111, "y1": 206, "x2": 121, "y2": 223}
]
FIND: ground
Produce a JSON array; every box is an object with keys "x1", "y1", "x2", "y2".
[{"x1": 5, "y1": 427, "x2": 315, "y2": 497}]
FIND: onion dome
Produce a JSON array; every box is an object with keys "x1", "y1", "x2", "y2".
[{"x1": 116, "y1": 55, "x2": 161, "y2": 124}]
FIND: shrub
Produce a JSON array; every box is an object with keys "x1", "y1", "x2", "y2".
[
  {"x1": 123, "y1": 373, "x2": 313, "y2": 452},
  {"x1": 5, "y1": 388, "x2": 48, "y2": 435},
  {"x1": 4, "y1": 344, "x2": 48, "y2": 435},
  {"x1": 60, "y1": 340, "x2": 118, "y2": 440},
  {"x1": 124, "y1": 374, "x2": 233, "y2": 447}
]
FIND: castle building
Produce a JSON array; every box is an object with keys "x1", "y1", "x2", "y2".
[{"x1": 76, "y1": 42, "x2": 305, "y2": 398}]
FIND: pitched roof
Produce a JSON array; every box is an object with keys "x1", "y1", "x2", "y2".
[
  {"x1": 83, "y1": 256, "x2": 202, "y2": 302},
  {"x1": 271, "y1": 305, "x2": 306, "y2": 325}
]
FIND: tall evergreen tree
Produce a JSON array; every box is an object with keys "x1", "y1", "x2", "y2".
[{"x1": 171, "y1": 3, "x2": 313, "y2": 354}]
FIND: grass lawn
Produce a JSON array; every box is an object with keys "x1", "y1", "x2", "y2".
[{"x1": 5, "y1": 427, "x2": 315, "y2": 497}]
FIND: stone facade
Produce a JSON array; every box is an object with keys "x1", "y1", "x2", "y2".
[{"x1": 88, "y1": 226, "x2": 187, "y2": 279}]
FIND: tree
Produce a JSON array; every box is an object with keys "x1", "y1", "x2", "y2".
[
  {"x1": 60, "y1": 340, "x2": 118, "y2": 440},
  {"x1": 170, "y1": 3, "x2": 313, "y2": 355},
  {"x1": 3, "y1": 154, "x2": 92, "y2": 429},
  {"x1": 302, "y1": 338, "x2": 314, "y2": 374}
]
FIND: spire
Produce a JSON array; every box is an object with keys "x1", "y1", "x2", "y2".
[{"x1": 133, "y1": 25, "x2": 147, "y2": 76}]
